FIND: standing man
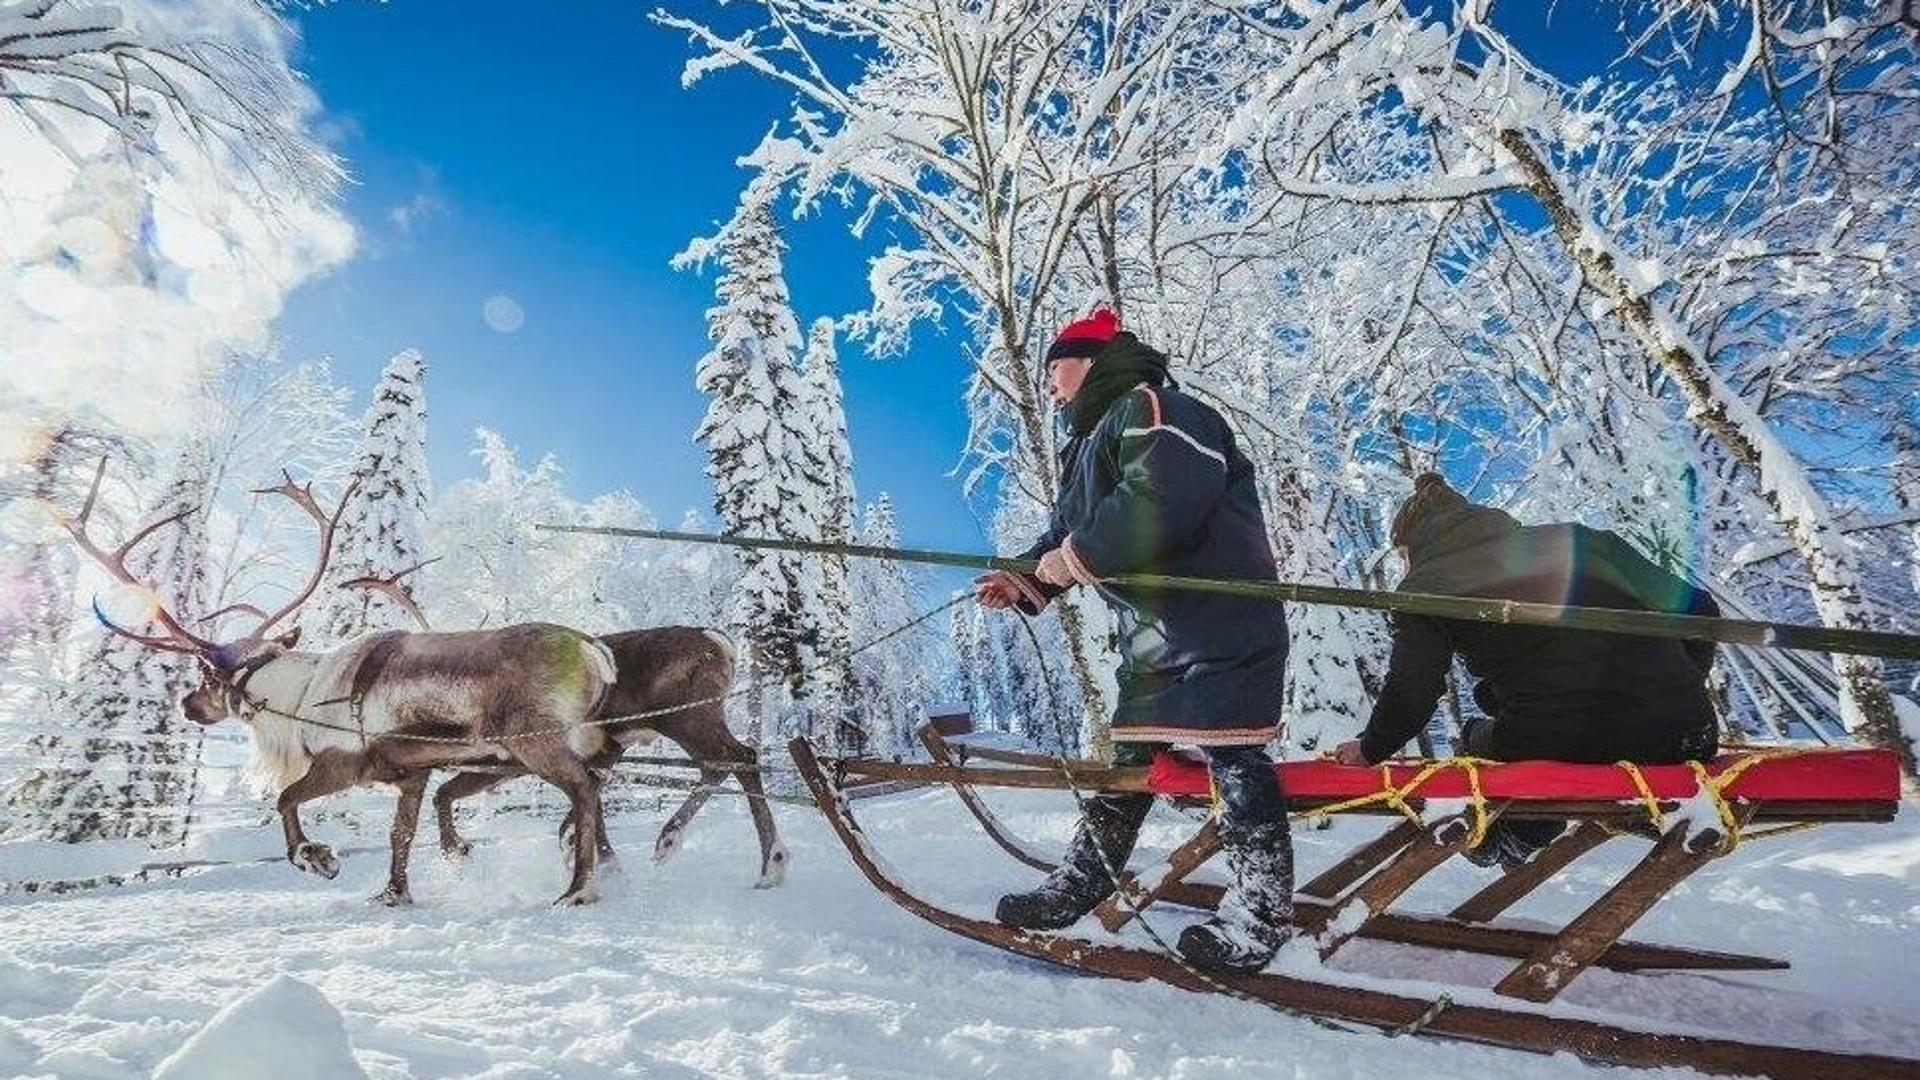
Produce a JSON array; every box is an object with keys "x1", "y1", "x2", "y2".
[
  {"x1": 1334, "y1": 473, "x2": 1721, "y2": 866},
  {"x1": 976, "y1": 306, "x2": 1294, "y2": 974}
]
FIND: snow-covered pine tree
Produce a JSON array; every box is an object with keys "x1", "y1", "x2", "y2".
[
  {"x1": 5, "y1": 440, "x2": 213, "y2": 844},
  {"x1": 688, "y1": 183, "x2": 825, "y2": 747},
  {"x1": 798, "y1": 316, "x2": 859, "y2": 748},
  {"x1": 1274, "y1": 473, "x2": 1385, "y2": 759},
  {"x1": 311, "y1": 349, "x2": 432, "y2": 644},
  {"x1": 846, "y1": 495, "x2": 932, "y2": 754}
]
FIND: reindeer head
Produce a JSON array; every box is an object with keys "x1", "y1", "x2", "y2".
[
  {"x1": 63, "y1": 459, "x2": 355, "y2": 725},
  {"x1": 180, "y1": 627, "x2": 304, "y2": 724}
]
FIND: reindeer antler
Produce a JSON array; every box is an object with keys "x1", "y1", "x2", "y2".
[
  {"x1": 242, "y1": 470, "x2": 362, "y2": 643},
  {"x1": 337, "y1": 557, "x2": 440, "y2": 632},
  {"x1": 62, "y1": 457, "x2": 220, "y2": 656}
]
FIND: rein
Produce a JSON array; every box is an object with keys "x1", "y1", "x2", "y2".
[{"x1": 210, "y1": 593, "x2": 972, "y2": 761}]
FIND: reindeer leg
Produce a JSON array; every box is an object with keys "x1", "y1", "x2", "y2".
[
  {"x1": 654, "y1": 770, "x2": 720, "y2": 864},
  {"x1": 662, "y1": 720, "x2": 788, "y2": 887},
  {"x1": 592, "y1": 764, "x2": 618, "y2": 864},
  {"x1": 511, "y1": 738, "x2": 601, "y2": 907},
  {"x1": 433, "y1": 770, "x2": 512, "y2": 859},
  {"x1": 276, "y1": 750, "x2": 360, "y2": 880},
  {"x1": 558, "y1": 768, "x2": 620, "y2": 864},
  {"x1": 372, "y1": 771, "x2": 427, "y2": 907},
  {"x1": 733, "y1": 756, "x2": 788, "y2": 889}
]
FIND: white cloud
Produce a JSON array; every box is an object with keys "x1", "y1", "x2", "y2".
[{"x1": 388, "y1": 188, "x2": 447, "y2": 236}]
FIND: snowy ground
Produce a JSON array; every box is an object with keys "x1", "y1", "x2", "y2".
[{"x1": 2, "y1": 776, "x2": 1917, "y2": 1079}]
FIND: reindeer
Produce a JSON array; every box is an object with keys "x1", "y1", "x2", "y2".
[
  {"x1": 341, "y1": 576, "x2": 787, "y2": 888},
  {"x1": 63, "y1": 464, "x2": 618, "y2": 907}
]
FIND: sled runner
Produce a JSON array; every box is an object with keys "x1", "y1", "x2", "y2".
[{"x1": 788, "y1": 729, "x2": 1915, "y2": 1080}]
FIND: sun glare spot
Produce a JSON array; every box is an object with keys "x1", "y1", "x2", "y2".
[
  {"x1": 0, "y1": 421, "x2": 57, "y2": 467},
  {"x1": 482, "y1": 294, "x2": 525, "y2": 333},
  {"x1": 0, "y1": 499, "x2": 64, "y2": 544},
  {"x1": 98, "y1": 582, "x2": 162, "y2": 626}
]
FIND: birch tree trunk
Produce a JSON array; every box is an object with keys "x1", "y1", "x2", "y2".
[{"x1": 1498, "y1": 128, "x2": 1915, "y2": 780}]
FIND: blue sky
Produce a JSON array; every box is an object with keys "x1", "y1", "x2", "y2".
[
  {"x1": 273, "y1": 3, "x2": 1627, "y2": 561},
  {"x1": 276, "y1": 0, "x2": 984, "y2": 554}
]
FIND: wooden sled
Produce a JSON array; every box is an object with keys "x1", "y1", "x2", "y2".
[{"x1": 788, "y1": 730, "x2": 1915, "y2": 1080}]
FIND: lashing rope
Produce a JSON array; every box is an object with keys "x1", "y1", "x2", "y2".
[
  {"x1": 1287, "y1": 750, "x2": 1838, "y2": 856},
  {"x1": 1299, "y1": 757, "x2": 1496, "y2": 847},
  {"x1": 1615, "y1": 760, "x2": 1666, "y2": 832}
]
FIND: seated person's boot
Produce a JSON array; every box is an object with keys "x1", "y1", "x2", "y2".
[{"x1": 1463, "y1": 819, "x2": 1567, "y2": 869}]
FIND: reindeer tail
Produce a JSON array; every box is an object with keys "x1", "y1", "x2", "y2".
[
  {"x1": 583, "y1": 636, "x2": 618, "y2": 689},
  {"x1": 701, "y1": 628, "x2": 737, "y2": 671}
]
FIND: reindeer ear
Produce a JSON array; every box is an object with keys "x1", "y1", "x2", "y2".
[{"x1": 275, "y1": 627, "x2": 302, "y2": 650}]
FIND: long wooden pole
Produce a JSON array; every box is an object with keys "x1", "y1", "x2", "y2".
[{"x1": 536, "y1": 523, "x2": 1920, "y2": 661}]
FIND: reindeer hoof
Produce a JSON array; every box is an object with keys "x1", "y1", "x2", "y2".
[
  {"x1": 442, "y1": 840, "x2": 473, "y2": 861},
  {"x1": 369, "y1": 886, "x2": 413, "y2": 907},
  {"x1": 291, "y1": 842, "x2": 340, "y2": 879},
  {"x1": 754, "y1": 844, "x2": 791, "y2": 889},
  {"x1": 552, "y1": 886, "x2": 599, "y2": 907},
  {"x1": 652, "y1": 831, "x2": 681, "y2": 864}
]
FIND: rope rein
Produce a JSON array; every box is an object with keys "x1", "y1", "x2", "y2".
[{"x1": 231, "y1": 593, "x2": 972, "y2": 756}]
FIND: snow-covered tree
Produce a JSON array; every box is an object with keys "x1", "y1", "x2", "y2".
[
  {"x1": 684, "y1": 182, "x2": 830, "y2": 745},
  {"x1": 4, "y1": 441, "x2": 214, "y2": 843},
  {"x1": 661, "y1": 0, "x2": 1920, "y2": 773},
  {"x1": 0, "y1": 1, "x2": 343, "y2": 190},
  {"x1": 0, "y1": 427, "x2": 129, "y2": 666},
  {"x1": 310, "y1": 350, "x2": 432, "y2": 644},
  {"x1": 2, "y1": 2, "x2": 354, "y2": 475},
  {"x1": 798, "y1": 317, "x2": 858, "y2": 740},
  {"x1": 842, "y1": 497, "x2": 915, "y2": 753},
  {"x1": 425, "y1": 429, "x2": 610, "y2": 632}
]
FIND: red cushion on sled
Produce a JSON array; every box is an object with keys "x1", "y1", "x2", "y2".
[{"x1": 1144, "y1": 748, "x2": 1901, "y2": 804}]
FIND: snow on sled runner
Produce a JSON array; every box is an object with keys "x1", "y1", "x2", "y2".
[{"x1": 787, "y1": 730, "x2": 1916, "y2": 1080}]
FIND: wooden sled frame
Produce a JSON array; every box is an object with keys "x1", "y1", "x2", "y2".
[{"x1": 788, "y1": 730, "x2": 1916, "y2": 1080}]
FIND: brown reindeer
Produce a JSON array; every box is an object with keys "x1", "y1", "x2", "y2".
[
  {"x1": 433, "y1": 627, "x2": 787, "y2": 888},
  {"x1": 341, "y1": 576, "x2": 786, "y2": 888},
  {"x1": 63, "y1": 464, "x2": 617, "y2": 907}
]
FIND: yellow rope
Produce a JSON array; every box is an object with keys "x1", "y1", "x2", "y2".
[
  {"x1": 1686, "y1": 753, "x2": 1777, "y2": 853},
  {"x1": 1303, "y1": 748, "x2": 1836, "y2": 852},
  {"x1": 1740, "y1": 821, "x2": 1823, "y2": 843},
  {"x1": 1303, "y1": 757, "x2": 1497, "y2": 845},
  {"x1": 1457, "y1": 757, "x2": 1492, "y2": 847},
  {"x1": 1615, "y1": 760, "x2": 1667, "y2": 832}
]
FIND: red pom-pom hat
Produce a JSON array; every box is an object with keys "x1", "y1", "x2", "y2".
[{"x1": 1045, "y1": 306, "x2": 1120, "y2": 363}]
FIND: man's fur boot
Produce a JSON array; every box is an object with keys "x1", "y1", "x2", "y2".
[
  {"x1": 1176, "y1": 821, "x2": 1295, "y2": 973},
  {"x1": 996, "y1": 793, "x2": 1151, "y2": 931}
]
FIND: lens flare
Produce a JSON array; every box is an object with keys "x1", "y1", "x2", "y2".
[
  {"x1": 0, "y1": 498, "x2": 64, "y2": 544},
  {"x1": 97, "y1": 581, "x2": 163, "y2": 627}
]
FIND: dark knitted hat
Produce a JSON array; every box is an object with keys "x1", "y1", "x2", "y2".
[
  {"x1": 1390, "y1": 472, "x2": 1470, "y2": 548},
  {"x1": 1045, "y1": 306, "x2": 1120, "y2": 363}
]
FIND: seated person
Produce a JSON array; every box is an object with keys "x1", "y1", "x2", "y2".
[{"x1": 1333, "y1": 473, "x2": 1721, "y2": 867}]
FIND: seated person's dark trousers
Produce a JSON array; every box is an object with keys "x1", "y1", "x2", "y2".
[{"x1": 1101, "y1": 742, "x2": 1289, "y2": 833}]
